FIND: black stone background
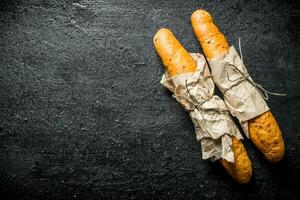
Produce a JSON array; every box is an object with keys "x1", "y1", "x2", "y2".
[{"x1": 0, "y1": 0, "x2": 299, "y2": 199}]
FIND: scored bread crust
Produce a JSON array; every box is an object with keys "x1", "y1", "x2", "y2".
[
  {"x1": 154, "y1": 28, "x2": 252, "y2": 183},
  {"x1": 191, "y1": 9, "x2": 285, "y2": 163}
]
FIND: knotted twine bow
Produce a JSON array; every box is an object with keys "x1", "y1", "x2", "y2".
[{"x1": 223, "y1": 38, "x2": 286, "y2": 100}]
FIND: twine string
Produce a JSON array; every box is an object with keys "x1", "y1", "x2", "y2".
[
  {"x1": 173, "y1": 78, "x2": 230, "y2": 149},
  {"x1": 223, "y1": 38, "x2": 286, "y2": 100}
]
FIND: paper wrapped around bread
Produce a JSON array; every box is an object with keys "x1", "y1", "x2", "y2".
[
  {"x1": 161, "y1": 53, "x2": 243, "y2": 162},
  {"x1": 208, "y1": 46, "x2": 270, "y2": 138}
]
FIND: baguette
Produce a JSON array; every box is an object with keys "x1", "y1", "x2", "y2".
[
  {"x1": 191, "y1": 10, "x2": 285, "y2": 162},
  {"x1": 154, "y1": 28, "x2": 252, "y2": 183}
]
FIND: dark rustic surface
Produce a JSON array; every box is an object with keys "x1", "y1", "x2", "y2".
[{"x1": 0, "y1": 0, "x2": 300, "y2": 199}]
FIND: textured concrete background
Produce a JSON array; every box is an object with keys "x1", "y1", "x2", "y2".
[{"x1": 0, "y1": 0, "x2": 299, "y2": 199}]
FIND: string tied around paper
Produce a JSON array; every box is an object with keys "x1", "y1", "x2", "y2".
[
  {"x1": 172, "y1": 76, "x2": 230, "y2": 146},
  {"x1": 172, "y1": 74, "x2": 229, "y2": 115},
  {"x1": 223, "y1": 38, "x2": 287, "y2": 100},
  {"x1": 182, "y1": 79, "x2": 232, "y2": 152}
]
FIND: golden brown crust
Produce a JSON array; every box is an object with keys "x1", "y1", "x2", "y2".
[
  {"x1": 154, "y1": 28, "x2": 196, "y2": 76},
  {"x1": 191, "y1": 9, "x2": 285, "y2": 162},
  {"x1": 154, "y1": 28, "x2": 252, "y2": 183},
  {"x1": 219, "y1": 137, "x2": 252, "y2": 184},
  {"x1": 191, "y1": 10, "x2": 229, "y2": 59},
  {"x1": 249, "y1": 111, "x2": 285, "y2": 162}
]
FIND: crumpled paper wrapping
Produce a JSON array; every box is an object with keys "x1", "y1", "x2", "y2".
[
  {"x1": 208, "y1": 46, "x2": 270, "y2": 138},
  {"x1": 161, "y1": 53, "x2": 243, "y2": 162}
]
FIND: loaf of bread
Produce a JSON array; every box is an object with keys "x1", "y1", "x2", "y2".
[
  {"x1": 191, "y1": 9, "x2": 285, "y2": 162},
  {"x1": 154, "y1": 28, "x2": 252, "y2": 183}
]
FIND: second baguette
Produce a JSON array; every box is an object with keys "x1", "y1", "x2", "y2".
[{"x1": 191, "y1": 9, "x2": 285, "y2": 162}]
